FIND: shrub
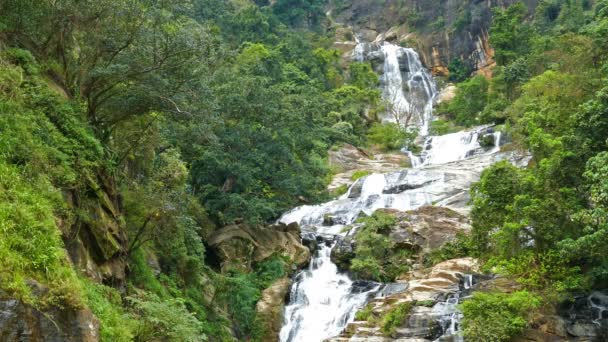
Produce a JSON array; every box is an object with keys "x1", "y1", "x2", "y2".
[
  {"x1": 128, "y1": 293, "x2": 205, "y2": 342},
  {"x1": 82, "y1": 279, "x2": 136, "y2": 342},
  {"x1": 367, "y1": 122, "x2": 415, "y2": 151},
  {"x1": 351, "y1": 170, "x2": 371, "y2": 181},
  {"x1": 380, "y1": 302, "x2": 414, "y2": 336},
  {"x1": 460, "y1": 291, "x2": 541, "y2": 341}
]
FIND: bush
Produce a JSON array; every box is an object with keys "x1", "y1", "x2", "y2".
[
  {"x1": 460, "y1": 291, "x2": 541, "y2": 341},
  {"x1": 366, "y1": 122, "x2": 415, "y2": 151},
  {"x1": 351, "y1": 170, "x2": 371, "y2": 181},
  {"x1": 380, "y1": 302, "x2": 414, "y2": 336},
  {"x1": 82, "y1": 279, "x2": 136, "y2": 342},
  {"x1": 128, "y1": 293, "x2": 205, "y2": 342},
  {"x1": 349, "y1": 212, "x2": 411, "y2": 282},
  {"x1": 436, "y1": 75, "x2": 489, "y2": 127},
  {"x1": 0, "y1": 160, "x2": 83, "y2": 307}
]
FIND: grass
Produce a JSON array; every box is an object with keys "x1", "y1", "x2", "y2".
[{"x1": 351, "y1": 170, "x2": 371, "y2": 181}]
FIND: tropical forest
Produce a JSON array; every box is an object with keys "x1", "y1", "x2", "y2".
[{"x1": 0, "y1": 0, "x2": 607, "y2": 341}]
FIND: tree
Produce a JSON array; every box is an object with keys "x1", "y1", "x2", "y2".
[{"x1": 490, "y1": 2, "x2": 533, "y2": 66}]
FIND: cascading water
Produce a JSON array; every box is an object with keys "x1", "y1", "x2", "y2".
[
  {"x1": 279, "y1": 243, "x2": 380, "y2": 342},
  {"x1": 354, "y1": 40, "x2": 437, "y2": 135},
  {"x1": 279, "y1": 38, "x2": 521, "y2": 342}
]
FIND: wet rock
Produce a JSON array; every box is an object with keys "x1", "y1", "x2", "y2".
[
  {"x1": 479, "y1": 133, "x2": 496, "y2": 148},
  {"x1": 566, "y1": 322, "x2": 598, "y2": 337},
  {"x1": 348, "y1": 178, "x2": 365, "y2": 199},
  {"x1": 331, "y1": 235, "x2": 355, "y2": 271},
  {"x1": 327, "y1": 144, "x2": 410, "y2": 193},
  {"x1": 382, "y1": 206, "x2": 470, "y2": 253},
  {"x1": 0, "y1": 291, "x2": 99, "y2": 342},
  {"x1": 382, "y1": 170, "x2": 439, "y2": 194},
  {"x1": 256, "y1": 278, "x2": 292, "y2": 341},
  {"x1": 208, "y1": 222, "x2": 310, "y2": 273}
]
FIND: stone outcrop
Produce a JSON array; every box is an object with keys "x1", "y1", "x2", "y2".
[
  {"x1": 329, "y1": 258, "x2": 479, "y2": 341},
  {"x1": 383, "y1": 206, "x2": 470, "y2": 253},
  {"x1": 331, "y1": 206, "x2": 470, "y2": 272},
  {"x1": 61, "y1": 171, "x2": 128, "y2": 287},
  {"x1": 208, "y1": 222, "x2": 310, "y2": 273},
  {"x1": 0, "y1": 291, "x2": 99, "y2": 342},
  {"x1": 255, "y1": 277, "x2": 292, "y2": 341}
]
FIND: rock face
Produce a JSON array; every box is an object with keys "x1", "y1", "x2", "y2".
[
  {"x1": 329, "y1": 258, "x2": 479, "y2": 341},
  {"x1": 384, "y1": 206, "x2": 470, "y2": 253},
  {"x1": 256, "y1": 277, "x2": 292, "y2": 341},
  {"x1": 61, "y1": 171, "x2": 128, "y2": 287},
  {"x1": 330, "y1": 0, "x2": 539, "y2": 76},
  {"x1": 208, "y1": 222, "x2": 310, "y2": 273},
  {"x1": 0, "y1": 292, "x2": 99, "y2": 342}
]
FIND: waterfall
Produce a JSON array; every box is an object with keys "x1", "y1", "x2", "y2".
[
  {"x1": 379, "y1": 42, "x2": 437, "y2": 136},
  {"x1": 279, "y1": 243, "x2": 380, "y2": 342},
  {"x1": 278, "y1": 38, "x2": 520, "y2": 342}
]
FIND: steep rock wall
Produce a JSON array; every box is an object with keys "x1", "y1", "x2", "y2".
[{"x1": 330, "y1": 0, "x2": 538, "y2": 76}]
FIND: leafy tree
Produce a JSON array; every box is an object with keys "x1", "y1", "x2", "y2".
[
  {"x1": 437, "y1": 75, "x2": 489, "y2": 126},
  {"x1": 490, "y1": 2, "x2": 534, "y2": 66}
]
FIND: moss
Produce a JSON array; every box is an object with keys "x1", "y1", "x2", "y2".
[
  {"x1": 330, "y1": 184, "x2": 349, "y2": 197},
  {"x1": 351, "y1": 170, "x2": 371, "y2": 181}
]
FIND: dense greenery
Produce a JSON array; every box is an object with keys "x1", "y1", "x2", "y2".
[
  {"x1": 0, "y1": 0, "x2": 386, "y2": 340},
  {"x1": 349, "y1": 212, "x2": 412, "y2": 282},
  {"x1": 456, "y1": 0, "x2": 608, "y2": 338},
  {"x1": 2, "y1": 0, "x2": 608, "y2": 341},
  {"x1": 460, "y1": 291, "x2": 541, "y2": 341}
]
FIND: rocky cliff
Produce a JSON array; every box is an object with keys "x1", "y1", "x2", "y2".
[{"x1": 330, "y1": 0, "x2": 539, "y2": 77}]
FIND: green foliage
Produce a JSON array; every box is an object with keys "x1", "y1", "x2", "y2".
[
  {"x1": 128, "y1": 293, "x2": 205, "y2": 342},
  {"x1": 354, "y1": 303, "x2": 375, "y2": 321},
  {"x1": 349, "y1": 212, "x2": 412, "y2": 282},
  {"x1": 351, "y1": 170, "x2": 371, "y2": 181},
  {"x1": 429, "y1": 118, "x2": 462, "y2": 136},
  {"x1": 423, "y1": 232, "x2": 474, "y2": 267},
  {"x1": 460, "y1": 291, "x2": 541, "y2": 342},
  {"x1": 447, "y1": 58, "x2": 472, "y2": 83},
  {"x1": 366, "y1": 123, "x2": 416, "y2": 152},
  {"x1": 380, "y1": 302, "x2": 414, "y2": 337},
  {"x1": 330, "y1": 184, "x2": 349, "y2": 197},
  {"x1": 215, "y1": 255, "x2": 287, "y2": 339},
  {"x1": 437, "y1": 76, "x2": 489, "y2": 127},
  {"x1": 272, "y1": 0, "x2": 326, "y2": 28},
  {"x1": 82, "y1": 279, "x2": 136, "y2": 342},
  {"x1": 0, "y1": 160, "x2": 83, "y2": 307},
  {"x1": 491, "y1": 2, "x2": 534, "y2": 66}
]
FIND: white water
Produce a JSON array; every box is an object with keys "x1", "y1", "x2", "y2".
[
  {"x1": 354, "y1": 40, "x2": 437, "y2": 135},
  {"x1": 279, "y1": 244, "x2": 380, "y2": 342},
  {"x1": 279, "y1": 39, "x2": 522, "y2": 342},
  {"x1": 379, "y1": 42, "x2": 437, "y2": 136}
]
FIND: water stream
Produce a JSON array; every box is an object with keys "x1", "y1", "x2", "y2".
[{"x1": 278, "y1": 40, "x2": 518, "y2": 341}]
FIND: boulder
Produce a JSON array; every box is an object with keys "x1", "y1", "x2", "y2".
[
  {"x1": 436, "y1": 85, "x2": 456, "y2": 104},
  {"x1": 0, "y1": 291, "x2": 99, "y2": 342},
  {"x1": 256, "y1": 277, "x2": 292, "y2": 341},
  {"x1": 208, "y1": 222, "x2": 310, "y2": 273},
  {"x1": 380, "y1": 206, "x2": 470, "y2": 254},
  {"x1": 329, "y1": 258, "x2": 479, "y2": 341}
]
